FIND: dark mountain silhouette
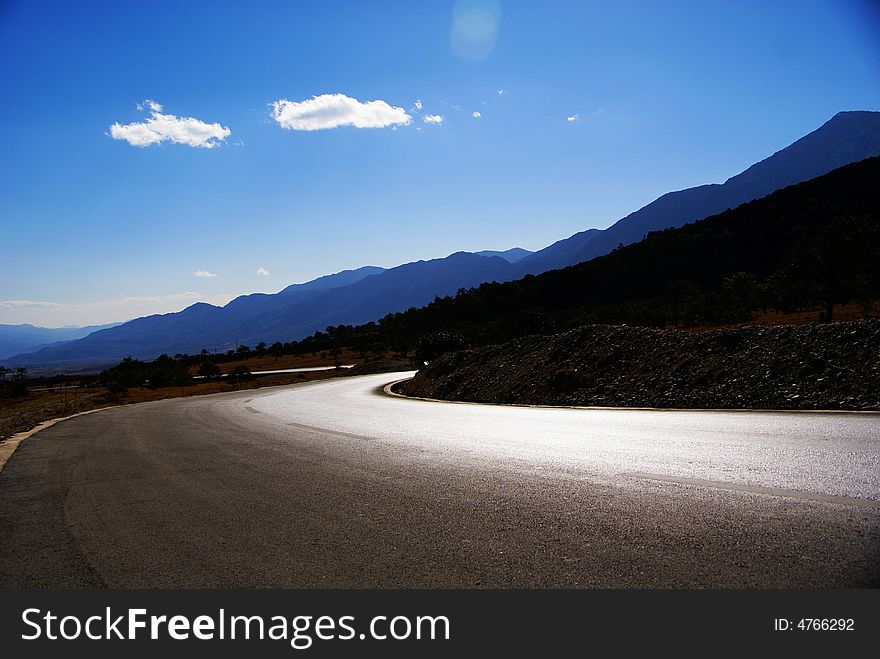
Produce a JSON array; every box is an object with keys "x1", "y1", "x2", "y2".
[
  {"x1": 335, "y1": 156, "x2": 880, "y2": 352},
  {"x1": 95, "y1": 156, "x2": 880, "y2": 384},
  {"x1": 0, "y1": 322, "x2": 120, "y2": 360},
  {"x1": 9, "y1": 253, "x2": 514, "y2": 366},
  {"x1": 513, "y1": 111, "x2": 880, "y2": 275}
]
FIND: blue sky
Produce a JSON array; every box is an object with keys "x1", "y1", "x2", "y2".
[{"x1": 2, "y1": 0, "x2": 879, "y2": 326}]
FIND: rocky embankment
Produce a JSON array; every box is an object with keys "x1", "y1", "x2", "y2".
[{"x1": 398, "y1": 320, "x2": 880, "y2": 410}]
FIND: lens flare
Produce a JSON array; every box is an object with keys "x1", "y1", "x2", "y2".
[{"x1": 450, "y1": 0, "x2": 502, "y2": 61}]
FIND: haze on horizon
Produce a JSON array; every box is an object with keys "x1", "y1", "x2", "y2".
[{"x1": 2, "y1": 0, "x2": 880, "y2": 327}]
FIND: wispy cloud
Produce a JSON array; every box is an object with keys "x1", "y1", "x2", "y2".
[
  {"x1": 0, "y1": 299, "x2": 63, "y2": 309},
  {"x1": 271, "y1": 93, "x2": 411, "y2": 131},
  {"x1": 193, "y1": 270, "x2": 218, "y2": 278},
  {"x1": 472, "y1": 111, "x2": 482, "y2": 119},
  {"x1": 136, "y1": 100, "x2": 163, "y2": 112},
  {"x1": 423, "y1": 114, "x2": 443, "y2": 125},
  {"x1": 256, "y1": 267, "x2": 270, "y2": 277},
  {"x1": 496, "y1": 89, "x2": 505, "y2": 96},
  {"x1": 567, "y1": 113, "x2": 579, "y2": 123},
  {"x1": 0, "y1": 292, "x2": 236, "y2": 327},
  {"x1": 413, "y1": 99, "x2": 423, "y2": 111},
  {"x1": 110, "y1": 100, "x2": 231, "y2": 148}
]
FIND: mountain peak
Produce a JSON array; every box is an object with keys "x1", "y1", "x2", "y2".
[
  {"x1": 831, "y1": 109, "x2": 879, "y2": 120},
  {"x1": 474, "y1": 247, "x2": 534, "y2": 263}
]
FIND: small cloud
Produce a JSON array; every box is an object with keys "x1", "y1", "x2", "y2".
[
  {"x1": 271, "y1": 93, "x2": 411, "y2": 131},
  {"x1": 592, "y1": 108, "x2": 605, "y2": 117},
  {"x1": 423, "y1": 114, "x2": 443, "y2": 125},
  {"x1": 256, "y1": 267, "x2": 270, "y2": 277},
  {"x1": 496, "y1": 89, "x2": 505, "y2": 95},
  {"x1": 414, "y1": 99, "x2": 423, "y2": 110},
  {"x1": 193, "y1": 270, "x2": 218, "y2": 278},
  {"x1": 472, "y1": 111, "x2": 481, "y2": 118},
  {"x1": 567, "y1": 113, "x2": 579, "y2": 123},
  {"x1": 110, "y1": 101, "x2": 231, "y2": 148},
  {"x1": 136, "y1": 99, "x2": 163, "y2": 112}
]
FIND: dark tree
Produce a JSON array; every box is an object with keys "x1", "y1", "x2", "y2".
[
  {"x1": 199, "y1": 361, "x2": 221, "y2": 379},
  {"x1": 227, "y1": 365, "x2": 252, "y2": 384}
]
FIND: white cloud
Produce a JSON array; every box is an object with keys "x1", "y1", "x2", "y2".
[
  {"x1": 414, "y1": 99, "x2": 423, "y2": 110},
  {"x1": 496, "y1": 89, "x2": 505, "y2": 95},
  {"x1": 110, "y1": 100, "x2": 231, "y2": 148},
  {"x1": 567, "y1": 113, "x2": 579, "y2": 122},
  {"x1": 472, "y1": 111, "x2": 481, "y2": 118},
  {"x1": 423, "y1": 114, "x2": 443, "y2": 124},
  {"x1": 193, "y1": 270, "x2": 218, "y2": 278},
  {"x1": 271, "y1": 93, "x2": 411, "y2": 131},
  {"x1": 256, "y1": 267, "x2": 270, "y2": 277}
]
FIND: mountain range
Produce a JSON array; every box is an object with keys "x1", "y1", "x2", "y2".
[
  {"x1": 510, "y1": 110, "x2": 880, "y2": 275},
  {"x1": 7, "y1": 110, "x2": 880, "y2": 368}
]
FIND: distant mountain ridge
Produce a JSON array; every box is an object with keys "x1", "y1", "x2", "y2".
[
  {"x1": 474, "y1": 248, "x2": 533, "y2": 262},
  {"x1": 0, "y1": 322, "x2": 120, "y2": 360},
  {"x1": 8, "y1": 252, "x2": 515, "y2": 365},
  {"x1": 7, "y1": 111, "x2": 880, "y2": 368}
]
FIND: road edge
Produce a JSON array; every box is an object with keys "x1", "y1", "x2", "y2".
[{"x1": 0, "y1": 406, "x2": 121, "y2": 474}]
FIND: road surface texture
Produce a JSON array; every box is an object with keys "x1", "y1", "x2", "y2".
[{"x1": 1, "y1": 372, "x2": 878, "y2": 588}]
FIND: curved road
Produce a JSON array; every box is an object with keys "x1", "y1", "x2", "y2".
[{"x1": 1, "y1": 372, "x2": 878, "y2": 588}]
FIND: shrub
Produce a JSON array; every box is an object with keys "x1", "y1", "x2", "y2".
[{"x1": 199, "y1": 361, "x2": 221, "y2": 379}]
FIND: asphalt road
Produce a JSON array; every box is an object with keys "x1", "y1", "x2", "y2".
[{"x1": 1, "y1": 372, "x2": 878, "y2": 588}]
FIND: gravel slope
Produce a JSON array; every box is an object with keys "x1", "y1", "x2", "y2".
[{"x1": 400, "y1": 320, "x2": 880, "y2": 410}]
